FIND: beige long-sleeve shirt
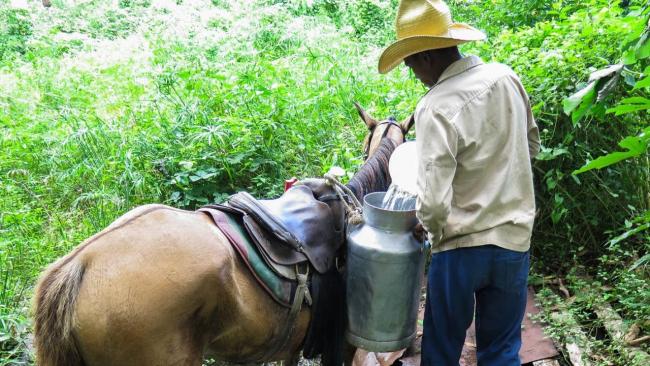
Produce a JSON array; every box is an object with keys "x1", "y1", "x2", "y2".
[{"x1": 415, "y1": 56, "x2": 540, "y2": 253}]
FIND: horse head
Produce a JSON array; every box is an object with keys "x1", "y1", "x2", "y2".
[
  {"x1": 345, "y1": 102, "x2": 414, "y2": 202},
  {"x1": 354, "y1": 102, "x2": 414, "y2": 160},
  {"x1": 300, "y1": 103, "x2": 415, "y2": 243}
]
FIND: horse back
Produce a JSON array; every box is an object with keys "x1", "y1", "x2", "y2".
[{"x1": 35, "y1": 205, "x2": 232, "y2": 365}]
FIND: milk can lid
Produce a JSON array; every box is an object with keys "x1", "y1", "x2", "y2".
[{"x1": 388, "y1": 141, "x2": 418, "y2": 196}]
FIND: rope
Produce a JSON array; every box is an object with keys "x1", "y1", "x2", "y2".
[{"x1": 323, "y1": 173, "x2": 364, "y2": 226}]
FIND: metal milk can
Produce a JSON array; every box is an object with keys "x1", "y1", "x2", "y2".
[{"x1": 345, "y1": 191, "x2": 426, "y2": 352}]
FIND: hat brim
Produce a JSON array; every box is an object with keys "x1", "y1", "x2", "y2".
[{"x1": 378, "y1": 23, "x2": 486, "y2": 74}]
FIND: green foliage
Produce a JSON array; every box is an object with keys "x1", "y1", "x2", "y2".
[
  {"x1": 572, "y1": 126, "x2": 649, "y2": 174},
  {"x1": 42, "y1": 0, "x2": 143, "y2": 41},
  {"x1": 608, "y1": 96, "x2": 650, "y2": 115},
  {"x1": 449, "y1": 0, "x2": 588, "y2": 35},
  {"x1": 0, "y1": 8, "x2": 33, "y2": 61},
  {"x1": 563, "y1": 64, "x2": 624, "y2": 125},
  {"x1": 275, "y1": 0, "x2": 399, "y2": 44},
  {"x1": 559, "y1": 5, "x2": 649, "y2": 280},
  {"x1": 119, "y1": 0, "x2": 152, "y2": 8},
  {"x1": 565, "y1": 8, "x2": 649, "y2": 174},
  {"x1": 344, "y1": 0, "x2": 397, "y2": 44},
  {"x1": 87, "y1": 9, "x2": 137, "y2": 39},
  {"x1": 0, "y1": 309, "x2": 32, "y2": 365}
]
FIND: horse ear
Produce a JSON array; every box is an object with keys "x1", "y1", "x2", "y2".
[
  {"x1": 400, "y1": 113, "x2": 415, "y2": 134},
  {"x1": 354, "y1": 102, "x2": 377, "y2": 129}
]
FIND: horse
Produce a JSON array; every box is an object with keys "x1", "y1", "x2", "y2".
[{"x1": 32, "y1": 103, "x2": 414, "y2": 366}]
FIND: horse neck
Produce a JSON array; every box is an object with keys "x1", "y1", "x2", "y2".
[{"x1": 346, "y1": 139, "x2": 398, "y2": 202}]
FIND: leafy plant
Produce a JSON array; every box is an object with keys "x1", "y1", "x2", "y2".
[
  {"x1": 572, "y1": 126, "x2": 649, "y2": 174},
  {"x1": 0, "y1": 8, "x2": 33, "y2": 61},
  {"x1": 0, "y1": 309, "x2": 32, "y2": 365},
  {"x1": 561, "y1": 6, "x2": 649, "y2": 272},
  {"x1": 565, "y1": 8, "x2": 649, "y2": 174}
]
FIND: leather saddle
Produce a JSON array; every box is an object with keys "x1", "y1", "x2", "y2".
[{"x1": 227, "y1": 183, "x2": 345, "y2": 274}]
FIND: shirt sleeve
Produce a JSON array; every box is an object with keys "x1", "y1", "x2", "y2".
[
  {"x1": 527, "y1": 106, "x2": 540, "y2": 159},
  {"x1": 414, "y1": 105, "x2": 458, "y2": 244},
  {"x1": 510, "y1": 75, "x2": 540, "y2": 159}
]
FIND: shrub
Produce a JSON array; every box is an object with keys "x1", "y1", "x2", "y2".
[{"x1": 0, "y1": 8, "x2": 33, "y2": 61}]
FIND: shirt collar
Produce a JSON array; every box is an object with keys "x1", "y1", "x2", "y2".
[{"x1": 436, "y1": 55, "x2": 484, "y2": 84}]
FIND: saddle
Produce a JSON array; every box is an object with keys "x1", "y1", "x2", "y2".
[
  {"x1": 199, "y1": 207, "x2": 296, "y2": 306},
  {"x1": 200, "y1": 180, "x2": 346, "y2": 295},
  {"x1": 228, "y1": 184, "x2": 343, "y2": 274}
]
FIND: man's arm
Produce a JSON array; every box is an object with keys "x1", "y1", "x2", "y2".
[
  {"x1": 527, "y1": 107, "x2": 540, "y2": 159},
  {"x1": 415, "y1": 106, "x2": 458, "y2": 244},
  {"x1": 510, "y1": 75, "x2": 540, "y2": 159}
]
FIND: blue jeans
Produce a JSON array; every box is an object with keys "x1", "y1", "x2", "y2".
[{"x1": 421, "y1": 245, "x2": 529, "y2": 366}]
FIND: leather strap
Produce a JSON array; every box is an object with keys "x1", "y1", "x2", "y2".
[{"x1": 261, "y1": 266, "x2": 310, "y2": 361}]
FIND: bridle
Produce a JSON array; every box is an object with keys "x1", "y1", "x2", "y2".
[{"x1": 363, "y1": 118, "x2": 406, "y2": 159}]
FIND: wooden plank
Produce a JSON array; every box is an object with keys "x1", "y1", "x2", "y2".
[
  {"x1": 593, "y1": 303, "x2": 626, "y2": 340},
  {"x1": 532, "y1": 359, "x2": 560, "y2": 366},
  {"x1": 520, "y1": 288, "x2": 559, "y2": 363},
  {"x1": 593, "y1": 302, "x2": 650, "y2": 365},
  {"x1": 565, "y1": 343, "x2": 588, "y2": 366},
  {"x1": 549, "y1": 310, "x2": 592, "y2": 366}
]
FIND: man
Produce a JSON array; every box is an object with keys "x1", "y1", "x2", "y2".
[{"x1": 378, "y1": 1, "x2": 540, "y2": 365}]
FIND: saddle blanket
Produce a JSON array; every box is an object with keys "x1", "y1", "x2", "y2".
[{"x1": 199, "y1": 207, "x2": 296, "y2": 308}]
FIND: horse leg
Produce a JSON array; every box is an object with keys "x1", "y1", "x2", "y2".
[{"x1": 283, "y1": 352, "x2": 301, "y2": 366}]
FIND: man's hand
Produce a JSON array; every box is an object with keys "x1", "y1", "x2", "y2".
[{"x1": 413, "y1": 222, "x2": 427, "y2": 243}]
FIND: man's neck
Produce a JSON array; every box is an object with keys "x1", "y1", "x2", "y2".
[
  {"x1": 438, "y1": 55, "x2": 462, "y2": 75},
  {"x1": 429, "y1": 49, "x2": 463, "y2": 85}
]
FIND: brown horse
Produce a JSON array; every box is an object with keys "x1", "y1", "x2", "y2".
[{"x1": 32, "y1": 104, "x2": 413, "y2": 366}]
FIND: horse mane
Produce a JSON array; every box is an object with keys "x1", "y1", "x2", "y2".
[
  {"x1": 346, "y1": 138, "x2": 398, "y2": 201},
  {"x1": 302, "y1": 138, "x2": 398, "y2": 366}
]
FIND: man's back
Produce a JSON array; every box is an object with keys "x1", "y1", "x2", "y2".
[{"x1": 414, "y1": 56, "x2": 540, "y2": 252}]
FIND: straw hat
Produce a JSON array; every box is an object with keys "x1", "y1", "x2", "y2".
[{"x1": 378, "y1": 0, "x2": 486, "y2": 74}]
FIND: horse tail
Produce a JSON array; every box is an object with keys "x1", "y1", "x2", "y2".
[{"x1": 33, "y1": 258, "x2": 86, "y2": 366}]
